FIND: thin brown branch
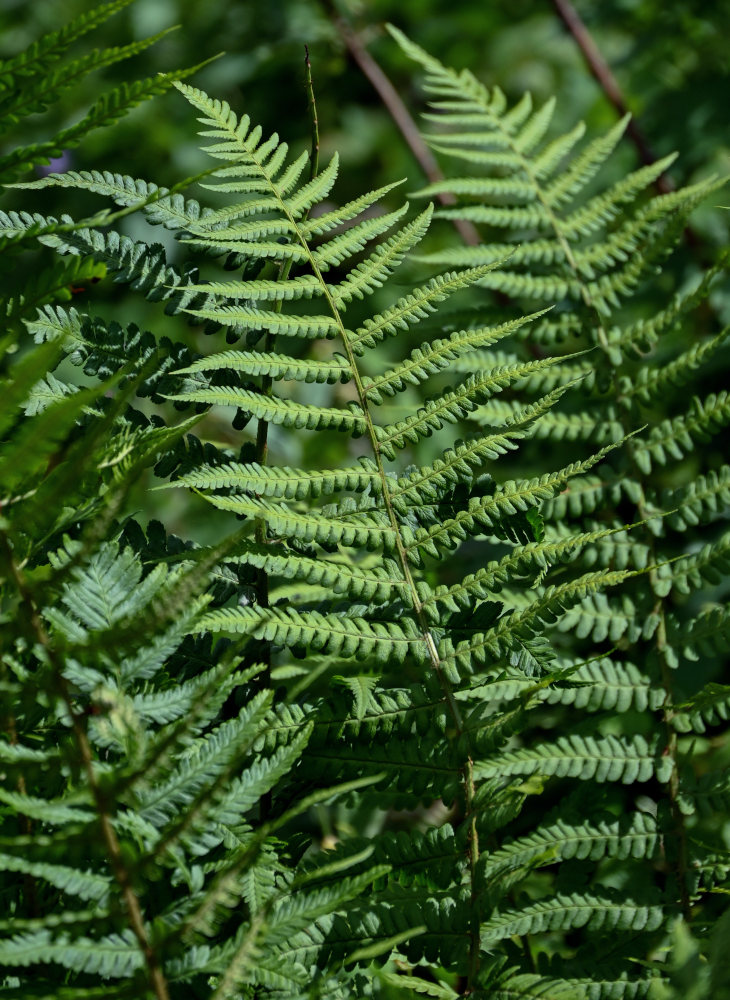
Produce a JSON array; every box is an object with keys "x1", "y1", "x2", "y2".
[
  {"x1": 321, "y1": 1, "x2": 481, "y2": 246},
  {"x1": 550, "y1": 0, "x2": 674, "y2": 194}
]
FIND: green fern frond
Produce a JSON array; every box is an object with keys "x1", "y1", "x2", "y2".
[
  {"x1": 634, "y1": 392, "x2": 730, "y2": 473},
  {"x1": 480, "y1": 892, "x2": 664, "y2": 943},
  {"x1": 162, "y1": 457, "x2": 382, "y2": 499},
  {"x1": 197, "y1": 605, "x2": 425, "y2": 665},
  {"x1": 476, "y1": 733, "x2": 672, "y2": 784},
  {"x1": 663, "y1": 465, "x2": 730, "y2": 530},
  {"x1": 481, "y1": 812, "x2": 659, "y2": 882},
  {"x1": 0, "y1": 0, "x2": 136, "y2": 85},
  {"x1": 0, "y1": 854, "x2": 110, "y2": 904},
  {"x1": 672, "y1": 684, "x2": 730, "y2": 734}
]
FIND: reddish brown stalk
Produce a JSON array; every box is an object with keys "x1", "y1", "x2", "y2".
[
  {"x1": 321, "y1": 1, "x2": 481, "y2": 247},
  {"x1": 550, "y1": 0, "x2": 674, "y2": 194}
]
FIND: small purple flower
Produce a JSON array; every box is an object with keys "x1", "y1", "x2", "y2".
[{"x1": 37, "y1": 151, "x2": 72, "y2": 177}]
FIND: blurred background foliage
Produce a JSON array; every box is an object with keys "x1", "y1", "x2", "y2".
[
  {"x1": 1, "y1": 0, "x2": 728, "y2": 541},
  {"x1": 2, "y1": 0, "x2": 728, "y2": 191}
]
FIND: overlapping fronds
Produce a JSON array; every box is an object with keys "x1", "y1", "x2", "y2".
[{"x1": 5, "y1": 21, "x2": 728, "y2": 1000}]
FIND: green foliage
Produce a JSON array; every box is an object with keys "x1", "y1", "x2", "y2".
[{"x1": 1, "y1": 10, "x2": 728, "y2": 1000}]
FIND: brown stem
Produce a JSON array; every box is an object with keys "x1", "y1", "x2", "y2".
[
  {"x1": 321, "y1": 0, "x2": 480, "y2": 247},
  {"x1": 550, "y1": 0, "x2": 674, "y2": 194},
  {"x1": 0, "y1": 530, "x2": 171, "y2": 1000}
]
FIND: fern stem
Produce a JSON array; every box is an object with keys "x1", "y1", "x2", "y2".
[
  {"x1": 0, "y1": 529, "x2": 172, "y2": 1000},
  {"x1": 252, "y1": 46, "x2": 321, "y2": 657}
]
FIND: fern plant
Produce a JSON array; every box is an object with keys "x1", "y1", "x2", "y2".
[
  {"x1": 2, "y1": 16, "x2": 729, "y2": 1000},
  {"x1": 388, "y1": 22, "x2": 730, "y2": 993}
]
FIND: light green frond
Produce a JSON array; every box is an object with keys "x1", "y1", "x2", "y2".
[
  {"x1": 476, "y1": 733, "x2": 671, "y2": 784},
  {"x1": 174, "y1": 348, "x2": 352, "y2": 384},
  {"x1": 396, "y1": 390, "x2": 576, "y2": 511},
  {"x1": 543, "y1": 115, "x2": 629, "y2": 207},
  {"x1": 178, "y1": 274, "x2": 323, "y2": 302},
  {"x1": 409, "y1": 444, "x2": 623, "y2": 557},
  {"x1": 311, "y1": 204, "x2": 410, "y2": 269},
  {"x1": 180, "y1": 304, "x2": 340, "y2": 339},
  {"x1": 349, "y1": 265, "x2": 498, "y2": 353},
  {"x1": 299, "y1": 180, "x2": 404, "y2": 237},
  {"x1": 225, "y1": 545, "x2": 409, "y2": 603},
  {"x1": 557, "y1": 591, "x2": 641, "y2": 644},
  {"x1": 197, "y1": 606, "x2": 424, "y2": 664},
  {"x1": 481, "y1": 812, "x2": 659, "y2": 881},
  {"x1": 164, "y1": 457, "x2": 382, "y2": 500},
  {"x1": 197, "y1": 494, "x2": 399, "y2": 551},
  {"x1": 169, "y1": 385, "x2": 366, "y2": 434},
  {"x1": 0, "y1": 854, "x2": 110, "y2": 904},
  {"x1": 425, "y1": 524, "x2": 646, "y2": 614},
  {"x1": 375, "y1": 366, "x2": 551, "y2": 457},
  {"x1": 329, "y1": 205, "x2": 433, "y2": 306},
  {"x1": 481, "y1": 893, "x2": 664, "y2": 944},
  {"x1": 544, "y1": 658, "x2": 662, "y2": 713},
  {"x1": 443, "y1": 568, "x2": 633, "y2": 672},
  {"x1": 14, "y1": 168, "x2": 209, "y2": 233},
  {"x1": 0, "y1": 789, "x2": 94, "y2": 826},
  {"x1": 0, "y1": 930, "x2": 142, "y2": 978},
  {"x1": 364, "y1": 314, "x2": 554, "y2": 402}
]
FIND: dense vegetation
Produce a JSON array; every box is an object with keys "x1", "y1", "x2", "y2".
[{"x1": 1, "y1": 2, "x2": 728, "y2": 998}]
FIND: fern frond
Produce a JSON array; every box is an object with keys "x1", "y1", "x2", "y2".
[
  {"x1": 0, "y1": 0, "x2": 136, "y2": 85},
  {"x1": 195, "y1": 493, "x2": 398, "y2": 550},
  {"x1": 476, "y1": 733, "x2": 672, "y2": 784},
  {"x1": 634, "y1": 392, "x2": 730, "y2": 473},
  {"x1": 366, "y1": 332, "x2": 561, "y2": 404},
  {"x1": 197, "y1": 605, "x2": 424, "y2": 665},
  {"x1": 408, "y1": 443, "x2": 624, "y2": 558},
  {"x1": 347, "y1": 264, "x2": 500, "y2": 353},
  {"x1": 663, "y1": 465, "x2": 730, "y2": 530},
  {"x1": 481, "y1": 892, "x2": 664, "y2": 943},
  {"x1": 15, "y1": 168, "x2": 209, "y2": 233},
  {"x1": 0, "y1": 930, "x2": 143, "y2": 978},
  {"x1": 0, "y1": 854, "x2": 110, "y2": 904},
  {"x1": 162, "y1": 456, "x2": 381, "y2": 500},
  {"x1": 481, "y1": 812, "x2": 659, "y2": 882}
]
